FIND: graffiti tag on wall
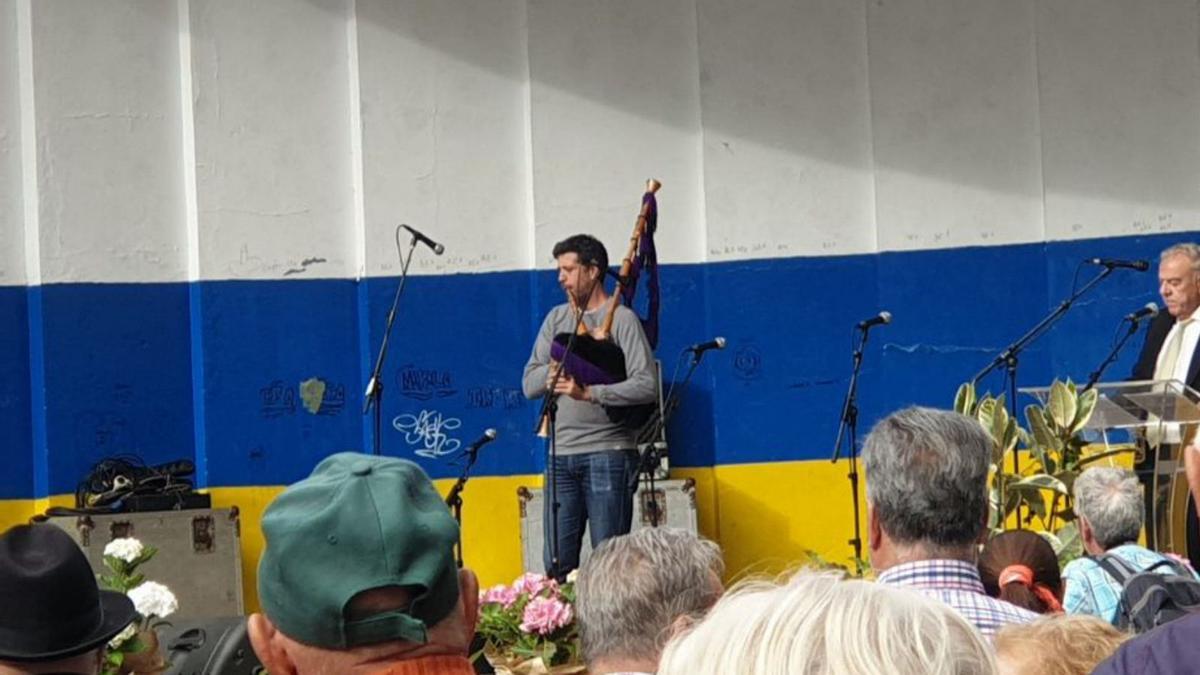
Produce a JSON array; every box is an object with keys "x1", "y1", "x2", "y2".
[
  {"x1": 397, "y1": 364, "x2": 457, "y2": 401},
  {"x1": 260, "y1": 378, "x2": 346, "y2": 418},
  {"x1": 393, "y1": 409, "x2": 462, "y2": 459},
  {"x1": 466, "y1": 386, "x2": 524, "y2": 410}
]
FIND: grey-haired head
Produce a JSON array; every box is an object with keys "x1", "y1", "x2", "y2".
[
  {"x1": 1074, "y1": 467, "x2": 1143, "y2": 551},
  {"x1": 863, "y1": 406, "x2": 991, "y2": 558},
  {"x1": 575, "y1": 527, "x2": 723, "y2": 670}
]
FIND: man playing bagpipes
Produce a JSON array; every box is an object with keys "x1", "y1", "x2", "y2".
[{"x1": 522, "y1": 201, "x2": 660, "y2": 577}]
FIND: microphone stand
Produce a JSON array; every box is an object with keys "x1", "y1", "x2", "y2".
[
  {"x1": 363, "y1": 226, "x2": 419, "y2": 455},
  {"x1": 831, "y1": 323, "x2": 876, "y2": 569},
  {"x1": 445, "y1": 435, "x2": 487, "y2": 569},
  {"x1": 970, "y1": 265, "x2": 1116, "y2": 525},
  {"x1": 1084, "y1": 316, "x2": 1148, "y2": 392},
  {"x1": 636, "y1": 346, "x2": 715, "y2": 527}
]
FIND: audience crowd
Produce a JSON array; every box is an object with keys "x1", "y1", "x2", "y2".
[{"x1": 9, "y1": 405, "x2": 1200, "y2": 674}]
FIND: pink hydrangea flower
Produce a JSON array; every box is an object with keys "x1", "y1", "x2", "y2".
[
  {"x1": 513, "y1": 572, "x2": 558, "y2": 597},
  {"x1": 520, "y1": 595, "x2": 573, "y2": 635},
  {"x1": 480, "y1": 583, "x2": 519, "y2": 608}
]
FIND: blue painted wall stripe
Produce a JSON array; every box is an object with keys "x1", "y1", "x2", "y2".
[
  {"x1": 188, "y1": 282, "x2": 209, "y2": 489},
  {"x1": 26, "y1": 286, "x2": 48, "y2": 499},
  {"x1": 32, "y1": 284, "x2": 195, "y2": 498},
  {"x1": 356, "y1": 275, "x2": 375, "y2": 457},
  {"x1": 0, "y1": 287, "x2": 32, "y2": 499},
  {"x1": 0, "y1": 231, "x2": 1192, "y2": 498},
  {"x1": 196, "y1": 278, "x2": 364, "y2": 488}
]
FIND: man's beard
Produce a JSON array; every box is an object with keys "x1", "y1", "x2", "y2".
[{"x1": 571, "y1": 275, "x2": 600, "y2": 309}]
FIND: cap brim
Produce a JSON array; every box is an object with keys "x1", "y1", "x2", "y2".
[{"x1": 0, "y1": 590, "x2": 138, "y2": 662}]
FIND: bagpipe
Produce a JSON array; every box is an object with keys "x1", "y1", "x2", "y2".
[{"x1": 539, "y1": 179, "x2": 662, "y2": 433}]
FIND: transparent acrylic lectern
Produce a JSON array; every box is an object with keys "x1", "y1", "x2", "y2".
[{"x1": 1021, "y1": 379, "x2": 1200, "y2": 554}]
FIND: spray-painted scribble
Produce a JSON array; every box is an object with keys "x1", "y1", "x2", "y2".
[
  {"x1": 73, "y1": 411, "x2": 130, "y2": 455},
  {"x1": 733, "y1": 345, "x2": 763, "y2": 381},
  {"x1": 260, "y1": 380, "x2": 297, "y2": 418},
  {"x1": 467, "y1": 386, "x2": 525, "y2": 410},
  {"x1": 261, "y1": 378, "x2": 346, "y2": 418},
  {"x1": 393, "y1": 409, "x2": 462, "y2": 459},
  {"x1": 397, "y1": 364, "x2": 457, "y2": 401},
  {"x1": 316, "y1": 383, "x2": 346, "y2": 416},
  {"x1": 282, "y1": 256, "x2": 328, "y2": 276}
]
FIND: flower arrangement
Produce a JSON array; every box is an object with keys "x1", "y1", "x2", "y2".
[
  {"x1": 99, "y1": 538, "x2": 179, "y2": 675},
  {"x1": 476, "y1": 572, "x2": 585, "y2": 674}
]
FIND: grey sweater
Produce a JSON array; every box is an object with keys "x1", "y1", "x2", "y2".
[{"x1": 522, "y1": 303, "x2": 657, "y2": 455}]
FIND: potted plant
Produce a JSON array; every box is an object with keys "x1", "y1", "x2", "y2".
[
  {"x1": 98, "y1": 538, "x2": 179, "y2": 675},
  {"x1": 955, "y1": 379, "x2": 1134, "y2": 564},
  {"x1": 476, "y1": 572, "x2": 585, "y2": 674}
]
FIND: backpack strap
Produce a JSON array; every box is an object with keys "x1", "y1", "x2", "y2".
[
  {"x1": 1093, "y1": 553, "x2": 1141, "y2": 587},
  {"x1": 1144, "y1": 557, "x2": 1195, "y2": 578}
]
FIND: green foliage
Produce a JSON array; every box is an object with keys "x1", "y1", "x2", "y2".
[
  {"x1": 803, "y1": 549, "x2": 874, "y2": 579},
  {"x1": 98, "y1": 541, "x2": 163, "y2": 675},
  {"x1": 476, "y1": 575, "x2": 581, "y2": 669},
  {"x1": 954, "y1": 379, "x2": 1129, "y2": 564},
  {"x1": 99, "y1": 546, "x2": 158, "y2": 594}
]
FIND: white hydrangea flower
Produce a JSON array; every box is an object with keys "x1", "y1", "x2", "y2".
[
  {"x1": 565, "y1": 569, "x2": 579, "y2": 584},
  {"x1": 108, "y1": 622, "x2": 137, "y2": 648},
  {"x1": 103, "y1": 538, "x2": 144, "y2": 563},
  {"x1": 128, "y1": 581, "x2": 179, "y2": 619}
]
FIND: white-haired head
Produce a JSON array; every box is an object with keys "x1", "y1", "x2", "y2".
[{"x1": 657, "y1": 569, "x2": 998, "y2": 675}]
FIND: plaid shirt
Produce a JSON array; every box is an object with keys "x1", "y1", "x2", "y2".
[
  {"x1": 877, "y1": 559, "x2": 1039, "y2": 638},
  {"x1": 1062, "y1": 544, "x2": 1199, "y2": 625}
]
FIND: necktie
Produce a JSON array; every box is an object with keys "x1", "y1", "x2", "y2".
[
  {"x1": 1154, "y1": 318, "x2": 1193, "y2": 383},
  {"x1": 1148, "y1": 318, "x2": 1194, "y2": 446}
]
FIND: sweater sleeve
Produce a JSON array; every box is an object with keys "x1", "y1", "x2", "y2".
[{"x1": 522, "y1": 311, "x2": 557, "y2": 399}]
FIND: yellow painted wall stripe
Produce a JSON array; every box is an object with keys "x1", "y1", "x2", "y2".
[{"x1": 0, "y1": 459, "x2": 903, "y2": 613}]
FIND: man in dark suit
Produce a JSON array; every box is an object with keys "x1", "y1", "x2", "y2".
[
  {"x1": 1131, "y1": 242, "x2": 1200, "y2": 552},
  {"x1": 1132, "y1": 244, "x2": 1200, "y2": 386}
]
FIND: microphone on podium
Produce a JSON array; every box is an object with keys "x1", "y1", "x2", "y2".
[{"x1": 1125, "y1": 302, "x2": 1159, "y2": 322}]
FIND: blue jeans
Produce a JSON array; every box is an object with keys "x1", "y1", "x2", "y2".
[{"x1": 543, "y1": 449, "x2": 636, "y2": 578}]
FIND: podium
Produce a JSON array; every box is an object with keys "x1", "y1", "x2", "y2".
[{"x1": 1021, "y1": 379, "x2": 1200, "y2": 557}]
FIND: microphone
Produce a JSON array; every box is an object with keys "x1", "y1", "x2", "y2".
[
  {"x1": 1125, "y1": 302, "x2": 1159, "y2": 322},
  {"x1": 687, "y1": 337, "x2": 726, "y2": 354},
  {"x1": 401, "y1": 224, "x2": 446, "y2": 255},
  {"x1": 856, "y1": 311, "x2": 892, "y2": 330},
  {"x1": 1086, "y1": 257, "x2": 1150, "y2": 272},
  {"x1": 464, "y1": 428, "x2": 498, "y2": 454}
]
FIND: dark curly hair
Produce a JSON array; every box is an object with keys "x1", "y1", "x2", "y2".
[{"x1": 552, "y1": 234, "x2": 609, "y2": 274}]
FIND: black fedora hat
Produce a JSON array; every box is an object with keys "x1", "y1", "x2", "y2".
[{"x1": 0, "y1": 524, "x2": 137, "y2": 662}]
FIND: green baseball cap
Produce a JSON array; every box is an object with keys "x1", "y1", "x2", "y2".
[{"x1": 257, "y1": 453, "x2": 461, "y2": 649}]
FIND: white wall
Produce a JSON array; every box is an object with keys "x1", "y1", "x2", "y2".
[
  {"x1": 1, "y1": 0, "x2": 1199, "y2": 285},
  {"x1": 869, "y1": 0, "x2": 1045, "y2": 251},
  {"x1": 1038, "y1": 0, "x2": 1200, "y2": 241},
  {"x1": 0, "y1": 0, "x2": 23, "y2": 285},
  {"x1": 27, "y1": 0, "x2": 187, "y2": 284},
  {"x1": 697, "y1": 0, "x2": 876, "y2": 259},
  {"x1": 357, "y1": 0, "x2": 532, "y2": 276},
  {"x1": 527, "y1": 0, "x2": 706, "y2": 267},
  {"x1": 190, "y1": 0, "x2": 355, "y2": 282}
]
